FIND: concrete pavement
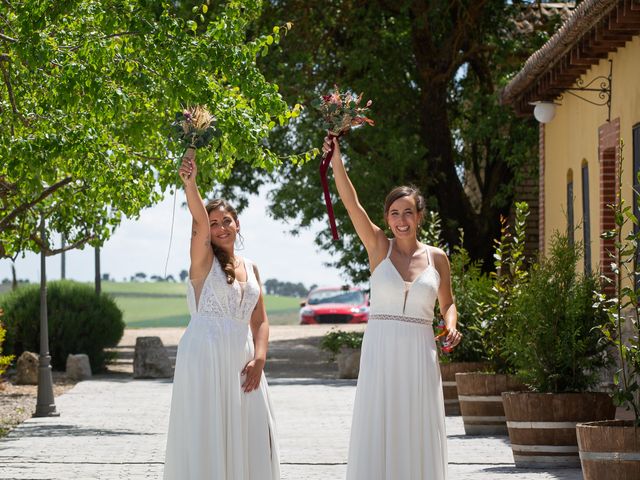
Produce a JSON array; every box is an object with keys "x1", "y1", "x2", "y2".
[{"x1": 0, "y1": 376, "x2": 583, "y2": 480}]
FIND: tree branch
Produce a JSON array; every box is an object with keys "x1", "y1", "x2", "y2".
[
  {"x1": 62, "y1": 31, "x2": 143, "y2": 51},
  {"x1": 0, "y1": 32, "x2": 17, "y2": 43},
  {"x1": 30, "y1": 231, "x2": 95, "y2": 256},
  {"x1": 0, "y1": 176, "x2": 73, "y2": 230},
  {"x1": 1, "y1": 61, "x2": 19, "y2": 127}
]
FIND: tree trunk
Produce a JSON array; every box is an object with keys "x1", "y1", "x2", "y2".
[
  {"x1": 94, "y1": 245, "x2": 101, "y2": 295},
  {"x1": 60, "y1": 233, "x2": 66, "y2": 280},
  {"x1": 11, "y1": 262, "x2": 17, "y2": 291}
]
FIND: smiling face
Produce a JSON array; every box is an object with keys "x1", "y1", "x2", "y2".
[
  {"x1": 207, "y1": 204, "x2": 239, "y2": 251},
  {"x1": 385, "y1": 196, "x2": 422, "y2": 239}
]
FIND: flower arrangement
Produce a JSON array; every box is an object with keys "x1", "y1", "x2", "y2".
[
  {"x1": 170, "y1": 105, "x2": 218, "y2": 150},
  {"x1": 315, "y1": 87, "x2": 374, "y2": 136},
  {"x1": 314, "y1": 86, "x2": 374, "y2": 240}
]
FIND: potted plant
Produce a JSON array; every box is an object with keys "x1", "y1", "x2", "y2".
[
  {"x1": 576, "y1": 143, "x2": 640, "y2": 479},
  {"x1": 454, "y1": 203, "x2": 528, "y2": 434},
  {"x1": 502, "y1": 232, "x2": 615, "y2": 468},
  {"x1": 319, "y1": 329, "x2": 364, "y2": 379}
]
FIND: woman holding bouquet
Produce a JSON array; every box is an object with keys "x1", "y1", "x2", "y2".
[
  {"x1": 163, "y1": 148, "x2": 280, "y2": 480},
  {"x1": 323, "y1": 135, "x2": 461, "y2": 480}
]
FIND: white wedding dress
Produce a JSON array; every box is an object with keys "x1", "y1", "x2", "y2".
[
  {"x1": 163, "y1": 257, "x2": 280, "y2": 480},
  {"x1": 347, "y1": 241, "x2": 448, "y2": 480}
]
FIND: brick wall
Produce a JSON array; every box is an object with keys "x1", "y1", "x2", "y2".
[
  {"x1": 598, "y1": 118, "x2": 620, "y2": 296},
  {"x1": 539, "y1": 123, "x2": 545, "y2": 257}
]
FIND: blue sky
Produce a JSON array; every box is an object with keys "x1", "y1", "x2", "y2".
[{"x1": 0, "y1": 188, "x2": 345, "y2": 289}]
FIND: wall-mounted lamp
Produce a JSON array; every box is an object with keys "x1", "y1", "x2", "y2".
[
  {"x1": 531, "y1": 101, "x2": 557, "y2": 124},
  {"x1": 531, "y1": 59, "x2": 613, "y2": 124}
]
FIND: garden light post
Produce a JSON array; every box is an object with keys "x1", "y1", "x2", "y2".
[{"x1": 34, "y1": 214, "x2": 58, "y2": 417}]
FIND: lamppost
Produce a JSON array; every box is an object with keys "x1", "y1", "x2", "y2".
[{"x1": 34, "y1": 214, "x2": 59, "y2": 417}]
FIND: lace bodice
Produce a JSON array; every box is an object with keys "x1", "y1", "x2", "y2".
[
  {"x1": 187, "y1": 257, "x2": 261, "y2": 323},
  {"x1": 369, "y1": 240, "x2": 440, "y2": 323}
]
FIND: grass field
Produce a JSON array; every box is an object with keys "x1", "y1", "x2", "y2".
[
  {"x1": 0, "y1": 281, "x2": 302, "y2": 327},
  {"x1": 102, "y1": 281, "x2": 301, "y2": 327}
]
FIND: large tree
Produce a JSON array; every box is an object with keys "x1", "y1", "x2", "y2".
[
  {"x1": 218, "y1": 0, "x2": 565, "y2": 282},
  {"x1": 0, "y1": 0, "x2": 302, "y2": 259}
]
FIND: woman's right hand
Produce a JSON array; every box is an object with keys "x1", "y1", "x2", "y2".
[
  {"x1": 179, "y1": 148, "x2": 197, "y2": 185},
  {"x1": 323, "y1": 134, "x2": 341, "y2": 164}
]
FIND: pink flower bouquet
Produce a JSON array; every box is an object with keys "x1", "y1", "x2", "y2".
[{"x1": 314, "y1": 86, "x2": 374, "y2": 240}]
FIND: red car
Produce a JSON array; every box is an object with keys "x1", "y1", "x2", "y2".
[{"x1": 299, "y1": 287, "x2": 369, "y2": 324}]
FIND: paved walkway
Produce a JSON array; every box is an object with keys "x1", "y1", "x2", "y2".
[{"x1": 0, "y1": 376, "x2": 583, "y2": 480}]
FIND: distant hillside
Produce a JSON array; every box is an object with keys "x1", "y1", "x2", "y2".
[{"x1": 0, "y1": 281, "x2": 302, "y2": 328}]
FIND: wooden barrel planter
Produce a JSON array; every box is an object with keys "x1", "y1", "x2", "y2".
[
  {"x1": 455, "y1": 372, "x2": 524, "y2": 435},
  {"x1": 577, "y1": 420, "x2": 640, "y2": 480},
  {"x1": 502, "y1": 392, "x2": 615, "y2": 468},
  {"x1": 440, "y1": 362, "x2": 488, "y2": 416}
]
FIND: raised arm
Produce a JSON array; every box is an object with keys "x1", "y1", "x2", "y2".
[
  {"x1": 179, "y1": 148, "x2": 213, "y2": 279},
  {"x1": 324, "y1": 135, "x2": 387, "y2": 264}
]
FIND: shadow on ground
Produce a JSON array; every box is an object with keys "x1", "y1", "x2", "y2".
[
  {"x1": 108, "y1": 335, "x2": 340, "y2": 380},
  {"x1": 1, "y1": 423, "x2": 155, "y2": 439}
]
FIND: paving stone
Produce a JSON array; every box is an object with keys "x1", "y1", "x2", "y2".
[{"x1": 0, "y1": 376, "x2": 583, "y2": 480}]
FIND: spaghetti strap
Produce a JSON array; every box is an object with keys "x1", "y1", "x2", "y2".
[
  {"x1": 426, "y1": 245, "x2": 434, "y2": 267},
  {"x1": 385, "y1": 239, "x2": 394, "y2": 259}
]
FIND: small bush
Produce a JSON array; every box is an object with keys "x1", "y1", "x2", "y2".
[
  {"x1": 505, "y1": 233, "x2": 609, "y2": 393},
  {"x1": 442, "y1": 239, "x2": 493, "y2": 363},
  {"x1": 0, "y1": 308, "x2": 13, "y2": 377},
  {"x1": 320, "y1": 329, "x2": 364, "y2": 360},
  {"x1": 0, "y1": 281, "x2": 124, "y2": 372}
]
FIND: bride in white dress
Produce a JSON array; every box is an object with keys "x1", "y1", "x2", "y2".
[
  {"x1": 163, "y1": 148, "x2": 279, "y2": 480},
  {"x1": 323, "y1": 135, "x2": 462, "y2": 480}
]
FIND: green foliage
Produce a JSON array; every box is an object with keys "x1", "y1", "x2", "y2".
[
  {"x1": 1, "y1": 0, "x2": 302, "y2": 260},
  {"x1": 0, "y1": 281, "x2": 124, "y2": 371},
  {"x1": 0, "y1": 309, "x2": 14, "y2": 377},
  {"x1": 420, "y1": 210, "x2": 446, "y2": 251},
  {"x1": 319, "y1": 329, "x2": 364, "y2": 360},
  {"x1": 215, "y1": 1, "x2": 561, "y2": 281},
  {"x1": 482, "y1": 202, "x2": 530, "y2": 373},
  {"x1": 505, "y1": 233, "x2": 609, "y2": 393},
  {"x1": 594, "y1": 141, "x2": 640, "y2": 424},
  {"x1": 445, "y1": 234, "x2": 493, "y2": 363}
]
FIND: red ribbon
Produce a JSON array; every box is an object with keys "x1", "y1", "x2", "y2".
[{"x1": 319, "y1": 135, "x2": 340, "y2": 241}]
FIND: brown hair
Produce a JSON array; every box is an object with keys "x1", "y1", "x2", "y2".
[
  {"x1": 383, "y1": 185, "x2": 426, "y2": 224},
  {"x1": 205, "y1": 198, "x2": 239, "y2": 285}
]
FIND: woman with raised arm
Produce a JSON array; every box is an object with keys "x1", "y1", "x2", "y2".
[
  {"x1": 163, "y1": 148, "x2": 280, "y2": 480},
  {"x1": 323, "y1": 135, "x2": 461, "y2": 480}
]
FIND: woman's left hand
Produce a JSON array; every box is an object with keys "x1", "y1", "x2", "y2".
[
  {"x1": 241, "y1": 358, "x2": 265, "y2": 393},
  {"x1": 446, "y1": 327, "x2": 463, "y2": 348}
]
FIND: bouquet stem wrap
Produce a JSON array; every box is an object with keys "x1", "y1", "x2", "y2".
[
  {"x1": 314, "y1": 87, "x2": 373, "y2": 242},
  {"x1": 319, "y1": 134, "x2": 341, "y2": 241}
]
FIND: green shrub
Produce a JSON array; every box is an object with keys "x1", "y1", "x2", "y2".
[
  {"x1": 595, "y1": 141, "x2": 640, "y2": 424},
  {"x1": 442, "y1": 237, "x2": 493, "y2": 363},
  {"x1": 0, "y1": 308, "x2": 13, "y2": 377},
  {"x1": 0, "y1": 281, "x2": 124, "y2": 372},
  {"x1": 505, "y1": 233, "x2": 609, "y2": 393},
  {"x1": 481, "y1": 202, "x2": 530, "y2": 373},
  {"x1": 320, "y1": 329, "x2": 364, "y2": 360}
]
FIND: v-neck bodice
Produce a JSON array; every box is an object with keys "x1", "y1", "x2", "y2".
[
  {"x1": 187, "y1": 257, "x2": 261, "y2": 323},
  {"x1": 369, "y1": 240, "x2": 440, "y2": 321}
]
